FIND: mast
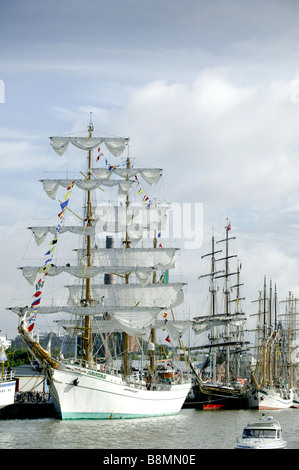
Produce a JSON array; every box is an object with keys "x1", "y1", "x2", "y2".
[
  {"x1": 123, "y1": 153, "x2": 131, "y2": 377},
  {"x1": 150, "y1": 232, "x2": 157, "y2": 374},
  {"x1": 199, "y1": 232, "x2": 222, "y2": 383},
  {"x1": 273, "y1": 284, "x2": 278, "y2": 386},
  {"x1": 83, "y1": 113, "x2": 94, "y2": 366},
  {"x1": 211, "y1": 235, "x2": 216, "y2": 317},
  {"x1": 256, "y1": 290, "x2": 263, "y2": 383},
  {"x1": 235, "y1": 261, "x2": 242, "y2": 378},
  {"x1": 282, "y1": 291, "x2": 298, "y2": 389},
  {"x1": 193, "y1": 222, "x2": 249, "y2": 393},
  {"x1": 268, "y1": 279, "x2": 272, "y2": 387},
  {"x1": 224, "y1": 222, "x2": 230, "y2": 384},
  {"x1": 262, "y1": 276, "x2": 267, "y2": 387},
  {"x1": 216, "y1": 219, "x2": 235, "y2": 385},
  {"x1": 211, "y1": 235, "x2": 218, "y2": 384},
  {"x1": 291, "y1": 295, "x2": 297, "y2": 389}
]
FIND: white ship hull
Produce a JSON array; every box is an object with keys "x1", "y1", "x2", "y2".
[
  {"x1": 248, "y1": 387, "x2": 293, "y2": 410},
  {"x1": 292, "y1": 393, "x2": 299, "y2": 408},
  {"x1": 0, "y1": 380, "x2": 16, "y2": 410},
  {"x1": 50, "y1": 364, "x2": 191, "y2": 420}
]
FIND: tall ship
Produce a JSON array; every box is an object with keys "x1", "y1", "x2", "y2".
[
  {"x1": 282, "y1": 292, "x2": 299, "y2": 407},
  {"x1": 248, "y1": 277, "x2": 294, "y2": 409},
  {"x1": 9, "y1": 115, "x2": 191, "y2": 419},
  {"x1": 189, "y1": 222, "x2": 249, "y2": 409},
  {"x1": 0, "y1": 335, "x2": 16, "y2": 410}
]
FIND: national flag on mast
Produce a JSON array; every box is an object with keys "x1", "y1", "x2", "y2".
[{"x1": 227, "y1": 221, "x2": 231, "y2": 231}]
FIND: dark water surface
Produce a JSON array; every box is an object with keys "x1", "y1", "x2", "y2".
[{"x1": 0, "y1": 408, "x2": 298, "y2": 449}]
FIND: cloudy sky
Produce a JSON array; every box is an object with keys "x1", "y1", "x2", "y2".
[{"x1": 1, "y1": 0, "x2": 299, "y2": 342}]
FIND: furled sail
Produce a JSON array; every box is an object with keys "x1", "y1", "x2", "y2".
[
  {"x1": 75, "y1": 247, "x2": 177, "y2": 270},
  {"x1": 9, "y1": 305, "x2": 161, "y2": 318},
  {"x1": 28, "y1": 226, "x2": 95, "y2": 246},
  {"x1": 56, "y1": 316, "x2": 192, "y2": 339},
  {"x1": 110, "y1": 310, "x2": 159, "y2": 337},
  {"x1": 29, "y1": 201, "x2": 169, "y2": 245},
  {"x1": 41, "y1": 178, "x2": 134, "y2": 199},
  {"x1": 19, "y1": 265, "x2": 155, "y2": 286},
  {"x1": 50, "y1": 136, "x2": 128, "y2": 157},
  {"x1": 192, "y1": 313, "x2": 246, "y2": 334},
  {"x1": 67, "y1": 283, "x2": 185, "y2": 309},
  {"x1": 93, "y1": 167, "x2": 162, "y2": 186}
]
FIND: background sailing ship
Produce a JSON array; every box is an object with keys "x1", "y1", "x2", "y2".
[
  {"x1": 248, "y1": 277, "x2": 296, "y2": 409},
  {"x1": 8, "y1": 114, "x2": 192, "y2": 419},
  {"x1": 189, "y1": 222, "x2": 250, "y2": 409},
  {"x1": 0, "y1": 334, "x2": 16, "y2": 410}
]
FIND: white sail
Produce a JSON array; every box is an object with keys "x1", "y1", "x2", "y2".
[
  {"x1": 67, "y1": 283, "x2": 185, "y2": 309},
  {"x1": 193, "y1": 313, "x2": 246, "y2": 334},
  {"x1": 28, "y1": 225, "x2": 95, "y2": 246},
  {"x1": 90, "y1": 168, "x2": 112, "y2": 181},
  {"x1": 75, "y1": 247, "x2": 177, "y2": 270},
  {"x1": 57, "y1": 318, "x2": 192, "y2": 339},
  {"x1": 9, "y1": 305, "x2": 161, "y2": 317},
  {"x1": 110, "y1": 309, "x2": 158, "y2": 337},
  {"x1": 161, "y1": 319, "x2": 192, "y2": 340},
  {"x1": 41, "y1": 178, "x2": 134, "y2": 199},
  {"x1": 93, "y1": 167, "x2": 162, "y2": 186},
  {"x1": 50, "y1": 136, "x2": 128, "y2": 157},
  {"x1": 19, "y1": 265, "x2": 154, "y2": 286}
]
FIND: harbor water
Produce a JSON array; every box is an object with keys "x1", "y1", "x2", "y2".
[{"x1": 0, "y1": 407, "x2": 298, "y2": 449}]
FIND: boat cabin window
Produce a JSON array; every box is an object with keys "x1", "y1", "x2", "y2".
[{"x1": 243, "y1": 428, "x2": 277, "y2": 438}]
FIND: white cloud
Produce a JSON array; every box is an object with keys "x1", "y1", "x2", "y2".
[
  {"x1": 98, "y1": 70, "x2": 299, "y2": 336},
  {"x1": 2, "y1": 0, "x2": 299, "y2": 341},
  {"x1": 103, "y1": 70, "x2": 299, "y2": 213}
]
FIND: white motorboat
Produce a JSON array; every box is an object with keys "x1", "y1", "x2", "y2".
[{"x1": 235, "y1": 414, "x2": 287, "y2": 449}]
